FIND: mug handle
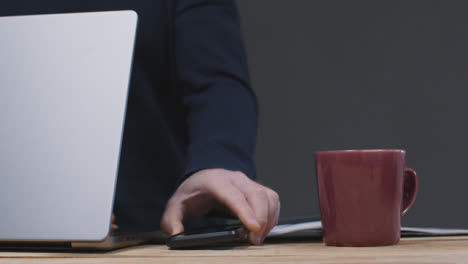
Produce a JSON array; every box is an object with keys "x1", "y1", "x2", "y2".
[{"x1": 401, "y1": 168, "x2": 418, "y2": 216}]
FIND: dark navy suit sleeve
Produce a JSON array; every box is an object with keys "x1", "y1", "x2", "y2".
[{"x1": 174, "y1": 0, "x2": 258, "y2": 181}]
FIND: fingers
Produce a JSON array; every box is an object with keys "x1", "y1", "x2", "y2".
[
  {"x1": 111, "y1": 214, "x2": 118, "y2": 229},
  {"x1": 158, "y1": 169, "x2": 280, "y2": 247},
  {"x1": 263, "y1": 190, "x2": 280, "y2": 239},
  {"x1": 160, "y1": 200, "x2": 185, "y2": 236},
  {"x1": 209, "y1": 172, "x2": 280, "y2": 245},
  {"x1": 110, "y1": 224, "x2": 119, "y2": 235},
  {"x1": 110, "y1": 214, "x2": 118, "y2": 235},
  {"x1": 246, "y1": 190, "x2": 269, "y2": 245},
  {"x1": 244, "y1": 187, "x2": 280, "y2": 245},
  {"x1": 212, "y1": 184, "x2": 261, "y2": 233}
]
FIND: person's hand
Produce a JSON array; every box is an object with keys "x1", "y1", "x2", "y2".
[
  {"x1": 110, "y1": 214, "x2": 118, "y2": 235},
  {"x1": 160, "y1": 169, "x2": 280, "y2": 245}
]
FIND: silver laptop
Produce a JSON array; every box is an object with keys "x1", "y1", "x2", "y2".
[{"x1": 0, "y1": 11, "x2": 163, "y2": 250}]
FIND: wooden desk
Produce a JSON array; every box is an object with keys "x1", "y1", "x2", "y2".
[{"x1": 0, "y1": 236, "x2": 467, "y2": 264}]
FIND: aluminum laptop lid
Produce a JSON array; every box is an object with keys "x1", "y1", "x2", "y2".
[{"x1": 0, "y1": 11, "x2": 137, "y2": 241}]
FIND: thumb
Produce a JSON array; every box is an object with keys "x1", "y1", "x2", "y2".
[{"x1": 160, "y1": 202, "x2": 185, "y2": 236}]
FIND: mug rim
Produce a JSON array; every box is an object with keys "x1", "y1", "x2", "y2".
[{"x1": 315, "y1": 149, "x2": 405, "y2": 155}]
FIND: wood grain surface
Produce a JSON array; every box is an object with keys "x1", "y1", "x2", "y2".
[{"x1": 0, "y1": 236, "x2": 466, "y2": 263}]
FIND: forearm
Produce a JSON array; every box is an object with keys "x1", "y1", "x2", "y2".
[{"x1": 174, "y1": 0, "x2": 258, "y2": 181}]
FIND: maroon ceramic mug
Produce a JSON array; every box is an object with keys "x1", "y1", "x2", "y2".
[{"x1": 315, "y1": 149, "x2": 418, "y2": 246}]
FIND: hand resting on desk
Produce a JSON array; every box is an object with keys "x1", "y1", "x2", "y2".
[{"x1": 160, "y1": 169, "x2": 280, "y2": 245}]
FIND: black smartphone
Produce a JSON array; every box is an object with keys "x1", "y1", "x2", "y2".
[{"x1": 166, "y1": 224, "x2": 248, "y2": 249}]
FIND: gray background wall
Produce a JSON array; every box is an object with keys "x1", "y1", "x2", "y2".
[{"x1": 237, "y1": 0, "x2": 468, "y2": 228}]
